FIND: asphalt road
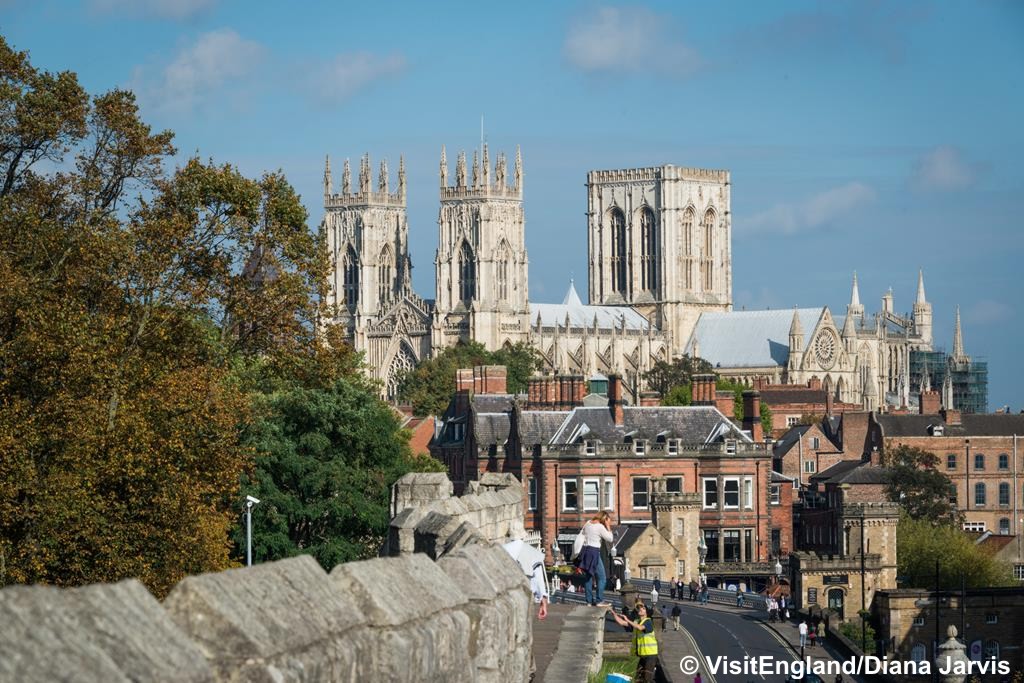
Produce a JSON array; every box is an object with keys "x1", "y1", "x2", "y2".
[{"x1": 675, "y1": 602, "x2": 796, "y2": 683}]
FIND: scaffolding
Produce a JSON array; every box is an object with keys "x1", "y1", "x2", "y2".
[{"x1": 909, "y1": 349, "x2": 988, "y2": 414}]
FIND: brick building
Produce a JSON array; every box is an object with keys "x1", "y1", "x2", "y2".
[
  {"x1": 756, "y1": 379, "x2": 862, "y2": 438},
  {"x1": 431, "y1": 366, "x2": 789, "y2": 588}
]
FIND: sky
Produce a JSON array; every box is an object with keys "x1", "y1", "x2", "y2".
[{"x1": 3, "y1": 0, "x2": 1022, "y2": 410}]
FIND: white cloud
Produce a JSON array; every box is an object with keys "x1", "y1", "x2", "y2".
[
  {"x1": 741, "y1": 182, "x2": 876, "y2": 235},
  {"x1": 912, "y1": 145, "x2": 975, "y2": 191},
  {"x1": 564, "y1": 6, "x2": 701, "y2": 76},
  {"x1": 966, "y1": 300, "x2": 1011, "y2": 325},
  {"x1": 132, "y1": 29, "x2": 265, "y2": 114},
  {"x1": 302, "y1": 52, "x2": 406, "y2": 107},
  {"x1": 90, "y1": 0, "x2": 217, "y2": 21}
]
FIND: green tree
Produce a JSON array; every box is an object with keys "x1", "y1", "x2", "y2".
[
  {"x1": 897, "y1": 514, "x2": 1015, "y2": 589},
  {"x1": 643, "y1": 355, "x2": 713, "y2": 396},
  {"x1": 885, "y1": 445, "x2": 961, "y2": 524},
  {"x1": 397, "y1": 340, "x2": 541, "y2": 416},
  {"x1": 236, "y1": 372, "x2": 444, "y2": 568}
]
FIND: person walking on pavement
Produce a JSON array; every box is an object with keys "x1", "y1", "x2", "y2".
[
  {"x1": 671, "y1": 604, "x2": 681, "y2": 631},
  {"x1": 799, "y1": 620, "x2": 808, "y2": 648},
  {"x1": 612, "y1": 602, "x2": 659, "y2": 683},
  {"x1": 700, "y1": 583, "x2": 709, "y2": 605},
  {"x1": 669, "y1": 576, "x2": 676, "y2": 600},
  {"x1": 735, "y1": 586, "x2": 743, "y2": 608},
  {"x1": 690, "y1": 579, "x2": 699, "y2": 601},
  {"x1": 576, "y1": 511, "x2": 614, "y2": 607},
  {"x1": 816, "y1": 620, "x2": 825, "y2": 644}
]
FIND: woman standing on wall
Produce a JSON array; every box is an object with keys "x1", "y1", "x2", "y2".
[{"x1": 577, "y1": 511, "x2": 613, "y2": 607}]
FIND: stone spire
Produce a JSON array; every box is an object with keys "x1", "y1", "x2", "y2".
[
  {"x1": 514, "y1": 145, "x2": 522, "y2": 191},
  {"x1": 952, "y1": 306, "x2": 966, "y2": 361},
  {"x1": 913, "y1": 269, "x2": 933, "y2": 346},
  {"x1": 482, "y1": 143, "x2": 490, "y2": 187},
  {"x1": 841, "y1": 308, "x2": 857, "y2": 339},
  {"x1": 848, "y1": 271, "x2": 864, "y2": 318},
  {"x1": 342, "y1": 158, "x2": 351, "y2": 194},
  {"x1": 456, "y1": 151, "x2": 467, "y2": 188},
  {"x1": 398, "y1": 155, "x2": 406, "y2": 197},
  {"x1": 323, "y1": 155, "x2": 332, "y2": 197},
  {"x1": 789, "y1": 307, "x2": 804, "y2": 340},
  {"x1": 788, "y1": 308, "x2": 804, "y2": 364},
  {"x1": 916, "y1": 269, "x2": 927, "y2": 305},
  {"x1": 359, "y1": 154, "x2": 370, "y2": 194},
  {"x1": 472, "y1": 149, "x2": 480, "y2": 188},
  {"x1": 378, "y1": 158, "x2": 388, "y2": 194},
  {"x1": 942, "y1": 371, "x2": 953, "y2": 409},
  {"x1": 439, "y1": 145, "x2": 448, "y2": 188},
  {"x1": 495, "y1": 152, "x2": 506, "y2": 187}
]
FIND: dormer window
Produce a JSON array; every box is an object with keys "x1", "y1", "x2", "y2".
[
  {"x1": 585, "y1": 440, "x2": 597, "y2": 456},
  {"x1": 725, "y1": 439, "x2": 737, "y2": 455},
  {"x1": 667, "y1": 439, "x2": 679, "y2": 455},
  {"x1": 929, "y1": 424, "x2": 944, "y2": 437},
  {"x1": 634, "y1": 439, "x2": 647, "y2": 455}
]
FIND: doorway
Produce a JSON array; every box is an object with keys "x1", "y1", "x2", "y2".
[{"x1": 827, "y1": 588, "x2": 845, "y2": 620}]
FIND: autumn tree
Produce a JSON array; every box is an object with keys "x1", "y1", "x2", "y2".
[
  {"x1": 885, "y1": 444, "x2": 961, "y2": 524},
  {"x1": 898, "y1": 514, "x2": 1015, "y2": 589}
]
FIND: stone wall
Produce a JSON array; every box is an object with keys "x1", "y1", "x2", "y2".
[
  {"x1": 0, "y1": 546, "x2": 532, "y2": 683},
  {"x1": 386, "y1": 471, "x2": 526, "y2": 558}
]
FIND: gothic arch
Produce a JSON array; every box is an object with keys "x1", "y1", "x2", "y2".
[
  {"x1": 496, "y1": 239, "x2": 511, "y2": 301},
  {"x1": 343, "y1": 244, "x2": 359, "y2": 310},
  {"x1": 378, "y1": 245, "x2": 393, "y2": 309},
  {"x1": 701, "y1": 208, "x2": 716, "y2": 292},
  {"x1": 609, "y1": 207, "x2": 628, "y2": 295},
  {"x1": 639, "y1": 205, "x2": 658, "y2": 294},
  {"x1": 458, "y1": 241, "x2": 476, "y2": 304},
  {"x1": 823, "y1": 375, "x2": 834, "y2": 397},
  {"x1": 384, "y1": 341, "x2": 417, "y2": 400},
  {"x1": 836, "y1": 376, "x2": 846, "y2": 401},
  {"x1": 681, "y1": 206, "x2": 696, "y2": 290}
]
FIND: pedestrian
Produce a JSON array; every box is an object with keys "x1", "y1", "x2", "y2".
[
  {"x1": 576, "y1": 511, "x2": 613, "y2": 608},
  {"x1": 670, "y1": 576, "x2": 677, "y2": 600},
  {"x1": 671, "y1": 603, "x2": 682, "y2": 631},
  {"x1": 653, "y1": 576, "x2": 662, "y2": 595},
  {"x1": 662, "y1": 604, "x2": 670, "y2": 630},
  {"x1": 612, "y1": 602, "x2": 659, "y2": 683},
  {"x1": 695, "y1": 673, "x2": 703, "y2": 683},
  {"x1": 677, "y1": 577, "x2": 684, "y2": 599},
  {"x1": 799, "y1": 620, "x2": 808, "y2": 648},
  {"x1": 766, "y1": 597, "x2": 775, "y2": 622},
  {"x1": 809, "y1": 626, "x2": 817, "y2": 648},
  {"x1": 651, "y1": 586, "x2": 659, "y2": 606},
  {"x1": 736, "y1": 586, "x2": 743, "y2": 608},
  {"x1": 700, "y1": 584, "x2": 709, "y2": 605},
  {"x1": 816, "y1": 621, "x2": 825, "y2": 644},
  {"x1": 689, "y1": 579, "x2": 698, "y2": 601}
]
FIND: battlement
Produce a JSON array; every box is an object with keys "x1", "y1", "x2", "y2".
[
  {"x1": 439, "y1": 144, "x2": 522, "y2": 199},
  {"x1": 587, "y1": 164, "x2": 730, "y2": 185},
  {"x1": 324, "y1": 188, "x2": 406, "y2": 208},
  {"x1": 323, "y1": 153, "x2": 406, "y2": 206}
]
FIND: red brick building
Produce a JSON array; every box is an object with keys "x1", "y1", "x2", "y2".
[
  {"x1": 756, "y1": 378, "x2": 862, "y2": 438},
  {"x1": 431, "y1": 366, "x2": 791, "y2": 588}
]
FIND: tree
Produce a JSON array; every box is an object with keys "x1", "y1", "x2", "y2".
[
  {"x1": 885, "y1": 445, "x2": 961, "y2": 524},
  {"x1": 897, "y1": 514, "x2": 1015, "y2": 589},
  {"x1": 235, "y1": 373, "x2": 445, "y2": 568},
  {"x1": 397, "y1": 340, "x2": 542, "y2": 416},
  {"x1": 0, "y1": 37, "x2": 334, "y2": 596},
  {"x1": 643, "y1": 355, "x2": 713, "y2": 397}
]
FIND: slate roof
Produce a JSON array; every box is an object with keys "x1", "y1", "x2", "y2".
[
  {"x1": 811, "y1": 460, "x2": 889, "y2": 485},
  {"x1": 530, "y1": 282, "x2": 651, "y2": 331},
  {"x1": 876, "y1": 413, "x2": 1024, "y2": 437},
  {"x1": 470, "y1": 394, "x2": 517, "y2": 413},
  {"x1": 685, "y1": 308, "x2": 823, "y2": 368},
  {"x1": 549, "y1": 406, "x2": 750, "y2": 445},
  {"x1": 773, "y1": 425, "x2": 812, "y2": 458},
  {"x1": 518, "y1": 411, "x2": 571, "y2": 446},
  {"x1": 760, "y1": 388, "x2": 828, "y2": 405},
  {"x1": 612, "y1": 523, "x2": 654, "y2": 555},
  {"x1": 473, "y1": 413, "x2": 511, "y2": 446}
]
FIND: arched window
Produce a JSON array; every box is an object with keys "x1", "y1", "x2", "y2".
[
  {"x1": 640, "y1": 207, "x2": 657, "y2": 294},
  {"x1": 459, "y1": 241, "x2": 476, "y2": 304},
  {"x1": 343, "y1": 245, "x2": 359, "y2": 309},
  {"x1": 610, "y1": 208, "x2": 628, "y2": 295},
  {"x1": 681, "y1": 207, "x2": 695, "y2": 290},
  {"x1": 378, "y1": 246, "x2": 393, "y2": 308},
  {"x1": 974, "y1": 482, "x2": 986, "y2": 506},
  {"x1": 975, "y1": 453, "x2": 985, "y2": 470},
  {"x1": 999, "y1": 482, "x2": 1010, "y2": 506},
  {"x1": 999, "y1": 518, "x2": 1010, "y2": 535},
  {"x1": 701, "y1": 209, "x2": 715, "y2": 291},
  {"x1": 496, "y1": 242, "x2": 510, "y2": 301}
]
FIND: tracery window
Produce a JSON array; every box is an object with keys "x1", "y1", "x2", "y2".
[
  {"x1": 459, "y1": 241, "x2": 476, "y2": 304},
  {"x1": 640, "y1": 207, "x2": 658, "y2": 294},
  {"x1": 497, "y1": 243, "x2": 510, "y2": 301},
  {"x1": 378, "y1": 246, "x2": 393, "y2": 308},
  {"x1": 682, "y1": 208, "x2": 695, "y2": 289},
  {"x1": 343, "y1": 246, "x2": 359, "y2": 309},
  {"x1": 610, "y1": 208, "x2": 628, "y2": 295},
  {"x1": 701, "y1": 209, "x2": 715, "y2": 291}
]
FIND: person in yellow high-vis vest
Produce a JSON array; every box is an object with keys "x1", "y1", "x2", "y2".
[{"x1": 612, "y1": 602, "x2": 659, "y2": 682}]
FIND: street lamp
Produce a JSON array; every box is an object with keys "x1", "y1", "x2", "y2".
[
  {"x1": 774, "y1": 558, "x2": 783, "y2": 580},
  {"x1": 245, "y1": 495, "x2": 260, "y2": 567}
]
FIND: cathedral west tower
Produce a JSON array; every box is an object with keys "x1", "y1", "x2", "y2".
[
  {"x1": 586, "y1": 165, "x2": 732, "y2": 354},
  {"x1": 433, "y1": 144, "x2": 531, "y2": 351}
]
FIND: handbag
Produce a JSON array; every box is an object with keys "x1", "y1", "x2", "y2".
[{"x1": 571, "y1": 527, "x2": 586, "y2": 561}]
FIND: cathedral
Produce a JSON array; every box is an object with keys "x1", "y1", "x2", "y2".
[{"x1": 321, "y1": 148, "x2": 969, "y2": 410}]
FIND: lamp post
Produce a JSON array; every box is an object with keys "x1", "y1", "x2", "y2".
[
  {"x1": 245, "y1": 495, "x2": 260, "y2": 567},
  {"x1": 698, "y1": 534, "x2": 708, "y2": 591},
  {"x1": 859, "y1": 511, "x2": 867, "y2": 654}
]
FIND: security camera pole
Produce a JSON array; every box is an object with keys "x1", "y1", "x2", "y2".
[{"x1": 245, "y1": 495, "x2": 261, "y2": 567}]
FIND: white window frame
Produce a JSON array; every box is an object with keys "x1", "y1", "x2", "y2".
[
  {"x1": 528, "y1": 477, "x2": 537, "y2": 511},
  {"x1": 585, "y1": 440, "x2": 597, "y2": 456},
  {"x1": 602, "y1": 477, "x2": 615, "y2": 510},
  {"x1": 634, "y1": 439, "x2": 646, "y2": 456},
  {"x1": 962, "y1": 521, "x2": 986, "y2": 532},
  {"x1": 582, "y1": 478, "x2": 601, "y2": 511},
  {"x1": 804, "y1": 460, "x2": 816, "y2": 473},
  {"x1": 677, "y1": 559, "x2": 686, "y2": 577},
  {"x1": 811, "y1": 437, "x2": 820, "y2": 449},
  {"x1": 723, "y1": 477, "x2": 740, "y2": 509},
  {"x1": 702, "y1": 477, "x2": 718, "y2": 509},
  {"x1": 786, "y1": 415, "x2": 800, "y2": 427},
  {"x1": 743, "y1": 477, "x2": 753, "y2": 509},
  {"x1": 770, "y1": 484, "x2": 781, "y2": 505},
  {"x1": 632, "y1": 477, "x2": 650, "y2": 509},
  {"x1": 562, "y1": 479, "x2": 578, "y2": 511},
  {"x1": 1013, "y1": 564, "x2": 1024, "y2": 581},
  {"x1": 985, "y1": 614, "x2": 998, "y2": 625},
  {"x1": 668, "y1": 439, "x2": 679, "y2": 456}
]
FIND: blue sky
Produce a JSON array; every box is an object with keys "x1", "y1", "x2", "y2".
[{"x1": 4, "y1": 0, "x2": 1022, "y2": 409}]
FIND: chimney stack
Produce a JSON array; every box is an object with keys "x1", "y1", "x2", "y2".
[
  {"x1": 920, "y1": 390, "x2": 941, "y2": 415},
  {"x1": 742, "y1": 391, "x2": 763, "y2": 442},
  {"x1": 608, "y1": 373, "x2": 624, "y2": 425},
  {"x1": 826, "y1": 389, "x2": 834, "y2": 418},
  {"x1": 692, "y1": 374, "x2": 716, "y2": 405},
  {"x1": 941, "y1": 408, "x2": 962, "y2": 426}
]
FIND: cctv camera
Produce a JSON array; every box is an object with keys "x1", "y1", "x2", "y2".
[{"x1": 246, "y1": 495, "x2": 261, "y2": 505}]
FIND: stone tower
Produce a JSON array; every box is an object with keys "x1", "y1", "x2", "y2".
[
  {"x1": 586, "y1": 164, "x2": 732, "y2": 352},
  {"x1": 433, "y1": 144, "x2": 530, "y2": 351},
  {"x1": 840, "y1": 502, "x2": 900, "y2": 607},
  {"x1": 323, "y1": 154, "x2": 432, "y2": 396},
  {"x1": 912, "y1": 269, "x2": 933, "y2": 348},
  {"x1": 650, "y1": 479, "x2": 702, "y2": 583}
]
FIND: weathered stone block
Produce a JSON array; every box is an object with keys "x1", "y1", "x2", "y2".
[{"x1": 0, "y1": 579, "x2": 213, "y2": 683}]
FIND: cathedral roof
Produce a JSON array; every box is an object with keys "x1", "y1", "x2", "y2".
[
  {"x1": 685, "y1": 308, "x2": 822, "y2": 368},
  {"x1": 529, "y1": 283, "x2": 651, "y2": 331}
]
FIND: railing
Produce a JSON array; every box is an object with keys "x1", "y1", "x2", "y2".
[{"x1": 629, "y1": 578, "x2": 769, "y2": 610}]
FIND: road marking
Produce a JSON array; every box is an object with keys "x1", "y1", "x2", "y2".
[
  {"x1": 759, "y1": 621, "x2": 799, "y2": 661},
  {"x1": 678, "y1": 625, "x2": 718, "y2": 683}
]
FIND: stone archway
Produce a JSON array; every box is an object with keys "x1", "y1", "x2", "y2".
[{"x1": 385, "y1": 342, "x2": 417, "y2": 400}]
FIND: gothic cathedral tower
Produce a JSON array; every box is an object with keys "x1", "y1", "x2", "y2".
[
  {"x1": 586, "y1": 165, "x2": 732, "y2": 355},
  {"x1": 322, "y1": 154, "x2": 432, "y2": 395},
  {"x1": 433, "y1": 144, "x2": 530, "y2": 351}
]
